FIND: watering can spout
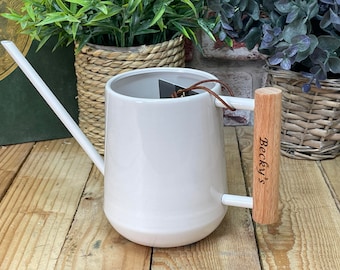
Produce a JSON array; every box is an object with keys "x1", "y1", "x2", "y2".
[
  {"x1": 1, "y1": 40, "x2": 105, "y2": 175},
  {"x1": 2, "y1": 40, "x2": 281, "y2": 230}
]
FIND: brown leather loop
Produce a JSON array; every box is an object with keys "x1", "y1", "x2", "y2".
[{"x1": 171, "y1": 79, "x2": 236, "y2": 111}]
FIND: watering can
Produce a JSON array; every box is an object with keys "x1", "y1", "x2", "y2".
[{"x1": 1, "y1": 40, "x2": 281, "y2": 248}]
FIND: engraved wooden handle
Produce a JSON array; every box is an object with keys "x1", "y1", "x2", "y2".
[{"x1": 252, "y1": 87, "x2": 282, "y2": 224}]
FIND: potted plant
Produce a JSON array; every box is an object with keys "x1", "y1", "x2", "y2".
[
  {"x1": 2, "y1": 0, "x2": 215, "y2": 154},
  {"x1": 2, "y1": 0, "x2": 215, "y2": 50},
  {"x1": 208, "y1": 0, "x2": 340, "y2": 160}
]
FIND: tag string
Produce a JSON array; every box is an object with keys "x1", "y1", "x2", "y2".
[{"x1": 171, "y1": 79, "x2": 236, "y2": 111}]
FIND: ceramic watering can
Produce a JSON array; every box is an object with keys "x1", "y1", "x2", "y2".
[{"x1": 2, "y1": 41, "x2": 282, "y2": 248}]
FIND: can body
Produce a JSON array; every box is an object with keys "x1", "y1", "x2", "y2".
[{"x1": 104, "y1": 68, "x2": 227, "y2": 247}]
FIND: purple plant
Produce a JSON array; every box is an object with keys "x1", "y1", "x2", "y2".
[{"x1": 209, "y1": 0, "x2": 340, "y2": 91}]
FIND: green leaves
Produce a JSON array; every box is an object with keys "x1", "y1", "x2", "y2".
[
  {"x1": 150, "y1": 0, "x2": 167, "y2": 28},
  {"x1": 282, "y1": 19, "x2": 307, "y2": 43},
  {"x1": 127, "y1": 0, "x2": 142, "y2": 14},
  {"x1": 1, "y1": 9, "x2": 22, "y2": 21},
  {"x1": 181, "y1": 0, "x2": 198, "y2": 17},
  {"x1": 274, "y1": 0, "x2": 294, "y2": 13},
  {"x1": 1, "y1": 0, "x2": 211, "y2": 50},
  {"x1": 320, "y1": 3, "x2": 340, "y2": 29},
  {"x1": 198, "y1": 18, "x2": 216, "y2": 42},
  {"x1": 245, "y1": 0, "x2": 260, "y2": 20},
  {"x1": 328, "y1": 56, "x2": 340, "y2": 73},
  {"x1": 318, "y1": 36, "x2": 340, "y2": 52},
  {"x1": 55, "y1": 0, "x2": 72, "y2": 13},
  {"x1": 242, "y1": 27, "x2": 261, "y2": 50},
  {"x1": 36, "y1": 13, "x2": 79, "y2": 26}
]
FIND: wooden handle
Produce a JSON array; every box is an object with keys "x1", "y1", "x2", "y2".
[{"x1": 252, "y1": 87, "x2": 282, "y2": 224}]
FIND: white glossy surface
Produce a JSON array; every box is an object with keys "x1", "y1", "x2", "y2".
[
  {"x1": 222, "y1": 194, "x2": 253, "y2": 208},
  {"x1": 1, "y1": 43, "x2": 257, "y2": 248},
  {"x1": 104, "y1": 68, "x2": 228, "y2": 247},
  {"x1": 216, "y1": 96, "x2": 255, "y2": 111}
]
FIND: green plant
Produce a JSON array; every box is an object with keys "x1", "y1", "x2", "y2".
[
  {"x1": 209, "y1": 0, "x2": 340, "y2": 91},
  {"x1": 2, "y1": 0, "x2": 215, "y2": 51}
]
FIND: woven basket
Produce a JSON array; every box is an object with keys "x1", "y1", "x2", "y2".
[
  {"x1": 74, "y1": 36, "x2": 185, "y2": 154},
  {"x1": 266, "y1": 66, "x2": 340, "y2": 160}
]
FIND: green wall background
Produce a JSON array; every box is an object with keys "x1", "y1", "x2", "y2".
[{"x1": 0, "y1": 40, "x2": 78, "y2": 145}]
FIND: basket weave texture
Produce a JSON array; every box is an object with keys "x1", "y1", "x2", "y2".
[
  {"x1": 74, "y1": 36, "x2": 185, "y2": 155},
  {"x1": 266, "y1": 66, "x2": 340, "y2": 160}
]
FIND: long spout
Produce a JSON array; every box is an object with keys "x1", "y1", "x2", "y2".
[{"x1": 1, "y1": 40, "x2": 105, "y2": 175}]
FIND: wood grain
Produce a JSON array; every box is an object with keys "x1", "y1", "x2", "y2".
[
  {"x1": 151, "y1": 127, "x2": 261, "y2": 270},
  {"x1": 252, "y1": 88, "x2": 281, "y2": 224},
  {"x1": 237, "y1": 126, "x2": 340, "y2": 269},
  {"x1": 55, "y1": 167, "x2": 152, "y2": 269},
  {"x1": 0, "y1": 139, "x2": 93, "y2": 270},
  {"x1": 320, "y1": 158, "x2": 340, "y2": 209},
  {"x1": 0, "y1": 142, "x2": 34, "y2": 200},
  {"x1": 1, "y1": 128, "x2": 340, "y2": 269}
]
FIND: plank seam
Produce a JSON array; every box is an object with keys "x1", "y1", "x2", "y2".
[{"x1": 317, "y1": 161, "x2": 340, "y2": 212}]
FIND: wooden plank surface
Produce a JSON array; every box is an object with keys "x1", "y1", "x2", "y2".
[
  {"x1": 0, "y1": 139, "x2": 93, "y2": 270},
  {"x1": 55, "y1": 167, "x2": 152, "y2": 269},
  {"x1": 150, "y1": 127, "x2": 261, "y2": 270},
  {"x1": 1, "y1": 127, "x2": 340, "y2": 269},
  {"x1": 0, "y1": 142, "x2": 34, "y2": 200},
  {"x1": 320, "y1": 157, "x2": 340, "y2": 208},
  {"x1": 237, "y1": 126, "x2": 340, "y2": 269}
]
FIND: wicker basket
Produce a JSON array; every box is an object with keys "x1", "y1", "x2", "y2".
[
  {"x1": 266, "y1": 66, "x2": 340, "y2": 160},
  {"x1": 74, "y1": 36, "x2": 185, "y2": 154}
]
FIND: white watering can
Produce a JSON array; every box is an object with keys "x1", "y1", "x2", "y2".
[{"x1": 2, "y1": 40, "x2": 281, "y2": 248}]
